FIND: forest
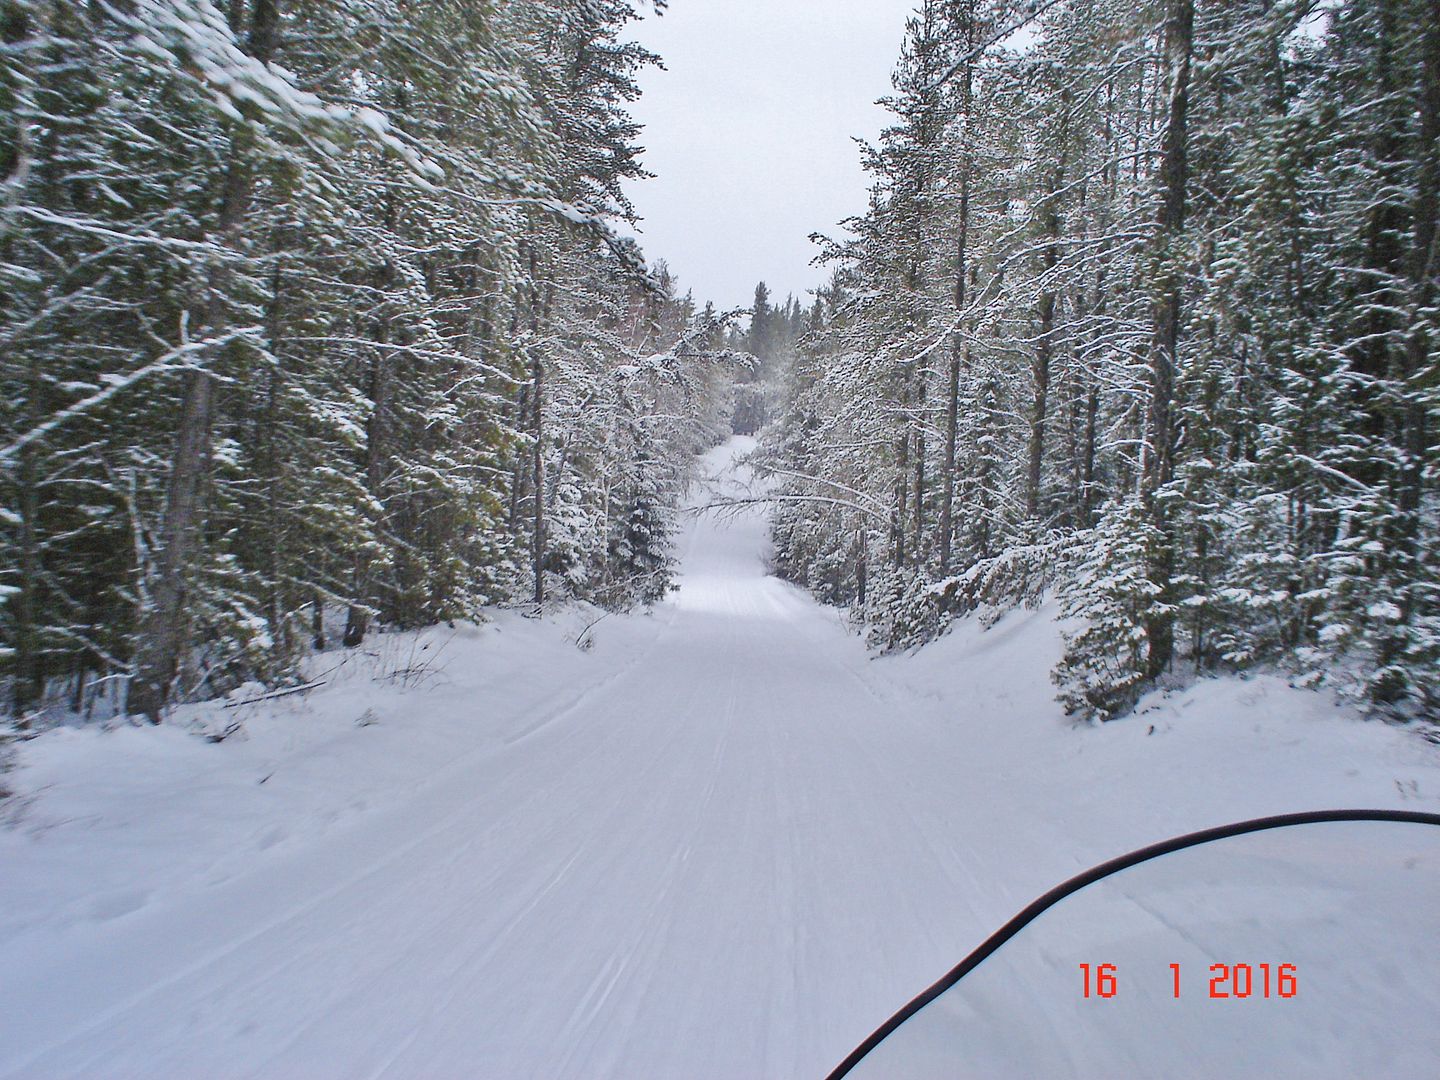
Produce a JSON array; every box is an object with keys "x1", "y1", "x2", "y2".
[
  {"x1": 0, "y1": 0, "x2": 737, "y2": 725},
  {"x1": 2, "y1": 4, "x2": 1439, "y2": 1074},
  {"x1": 2, "y1": 0, "x2": 1437, "y2": 729},
  {"x1": 756, "y1": 0, "x2": 1440, "y2": 720}
]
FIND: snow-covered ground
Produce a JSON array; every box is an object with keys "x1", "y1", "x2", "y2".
[{"x1": 1, "y1": 438, "x2": 1436, "y2": 1079}]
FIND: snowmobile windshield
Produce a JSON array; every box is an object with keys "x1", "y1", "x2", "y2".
[{"x1": 829, "y1": 810, "x2": 1440, "y2": 1080}]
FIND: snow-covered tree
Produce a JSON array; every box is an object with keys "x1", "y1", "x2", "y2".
[
  {"x1": 0, "y1": 0, "x2": 730, "y2": 724},
  {"x1": 763, "y1": 0, "x2": 1440, "y2": 720}
]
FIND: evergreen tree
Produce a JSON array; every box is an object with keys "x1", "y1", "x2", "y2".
[
  {"x1": 762, "y1": 0, "x2": 1440, "y2": 719},
  {"x1": 0, "y1": 0, "x2": 730, "y2": 724}
]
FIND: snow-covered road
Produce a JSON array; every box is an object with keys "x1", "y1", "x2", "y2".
[{"x1": 2, "y1": 439, "x2": 1436, "y2": 1079}]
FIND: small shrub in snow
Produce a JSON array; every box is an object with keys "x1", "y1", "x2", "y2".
[{"x1": 1053, "y1": 503, "x2": 1170, "y2": 721}]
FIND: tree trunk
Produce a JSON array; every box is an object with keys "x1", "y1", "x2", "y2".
[
  {"x1": 342, "y1": 332, "x2": 390, "y2": 648},
  {"x1": 261, "y1": 229, "x2": 287, "y2": 664},
  {"x1": 1351, "y1": 0, "x2": 1408, "y2": 423},
  {"x1": 1027, "y1": 315, "x2": 1054, "y2": 520},
  {"x1": 1082, "y1": 381, "x2": 1099, "y2": 525},
  {"x1": 530, "y1": 253, "x2": 549, "y2": 608},
  {"x1": 13, "y1": 444, "x2": 40, "y2": 720},
  {"x1": 855, "y1": 529, "x2": 868, "y2": 606},
  {"x1": 894, "y1": 364, "x2": 910, "y2": 568},
  {"x1": 312, "y1": 592, "x2": 325, "y2": 651},
  {"x1": 941, "y1": 0, "x2": 977, "y2": 573},
  {"x1": 129, "y1": 0, "x2": 280, "y2": 721},
  {"x1": 507, "y1": 344, "x2": 528, "y2": 532},
  {"x1": 1140, "y1": 0, "x2": 1194, "y2": 681},
  {"x1": 532, "y1": 343, "x2": 546, "y2": 606},
  {"x1": 1376, "y1": 6, "x2": 1439, "y2": 703},
  {"x1": 940, "y1": 348, "x2": 960, "y2": 571},
  {"x1": 1027, "y1": 87, "x2": 1068, "y2": 521},
  {"x1": 1400, "y1": 0, "x2": 1438, "y2": 558},
  {"x1": 913, "y1": 373, "x2": 926, "y2": 560}
]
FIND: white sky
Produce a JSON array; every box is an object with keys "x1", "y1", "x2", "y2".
[{"x1": 622, "y1": 1, "x2": 921, "y2": 313}]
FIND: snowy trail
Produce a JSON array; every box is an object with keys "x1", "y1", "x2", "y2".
[
  {"x1": 1, "y1": 440, "x2": 1003, "y2": 1078},
  {"x1": 2, "y1": 438, "x2": 1436, "y2": 1079}
]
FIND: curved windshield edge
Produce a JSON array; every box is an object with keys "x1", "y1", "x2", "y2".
[{"x1": 826, "y1": 808, "x2": 1440, "y2": 1080}]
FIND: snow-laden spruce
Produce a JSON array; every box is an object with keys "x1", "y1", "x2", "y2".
[
  {"x1": 756, "y1": 0, "x2": 1439, "y2": 720},
  {"x1": 0, "y1": 0, "x2": 742, "y2": 725}
]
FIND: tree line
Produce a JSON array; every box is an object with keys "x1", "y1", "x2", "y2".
[
  {"x1": 760, "y1": 0, "x2": 1439, "y2": 719},
  {"x1": 0, "y1": 0, "x2": 736, "y2": 724}
]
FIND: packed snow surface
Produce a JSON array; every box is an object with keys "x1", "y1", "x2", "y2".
[{"x1": 1, "y1": 438, "x2": 1437, "y2": 1078}]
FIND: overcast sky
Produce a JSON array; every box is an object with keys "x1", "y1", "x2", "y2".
[{"x1": 622, "y1": 1, "x2": 921, "y2": 313}]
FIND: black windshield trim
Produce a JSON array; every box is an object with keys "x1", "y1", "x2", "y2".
[{"x1": 826, "y1": 808, "x2": 1440, "y2": 1080}]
